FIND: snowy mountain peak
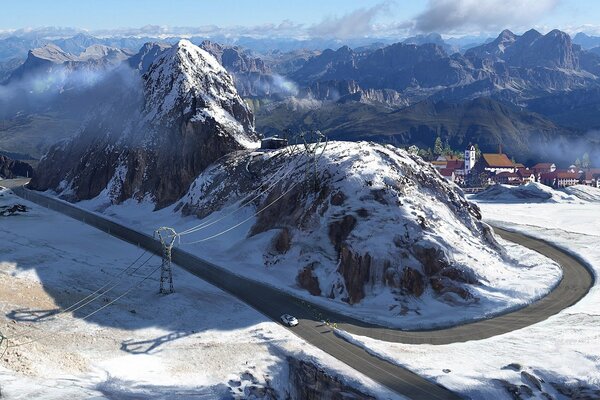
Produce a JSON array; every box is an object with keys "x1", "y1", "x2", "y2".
[
  {"x1": 143, "y1": 39, "x2": 255, "y2": 140},
  {"x1": 32, "y1": 38, "x2": 258, "y2": 208}
]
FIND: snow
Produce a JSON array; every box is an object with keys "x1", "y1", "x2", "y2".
[
  {"x1": 74, "y1": 141, "x2": 561, "y2": 330},
  {"x1": 474, "y1": 182, "x2": 600, "y2": 204},
  {"x1": 334, "y1": 198, "x2": 600, "y2": 399},
  {"x1": 142, "y1": 40, "x2": 258, "y2": 148},
  {"x1": 0, "y1": 186, "x2": 401, "y2": 399},
  {"x1": 473, "y1": 182, "x2": 582, "y2": 203}
]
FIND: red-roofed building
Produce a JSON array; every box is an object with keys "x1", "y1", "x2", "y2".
[
  {"x1": 476, "y1": 153, "x2": 516, "y2": 174},
  {"x1": 517, "y1": 169, "x2": 536, "y2": 183},
  {"x1": 532, "y1": 163, "x2": 557, "y2": 175},
  {"x1": 493, "y1": 171, "x2": 521, "y2": 185},
  {"x1": 440, "y1": 168, "x2": 455, "y2": 182},
  {"x1": 541, "y1": 171, "x2": 580, "y2": 188}
]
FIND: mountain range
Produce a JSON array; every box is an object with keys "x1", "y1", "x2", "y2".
[{"x1": 1, "y1": 28, "x2": 600, "y2": 165}]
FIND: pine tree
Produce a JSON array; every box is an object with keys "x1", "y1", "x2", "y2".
[
  {"x1": 434, "y1": 137, "x2": 443, "y2": 157},
  {"x1": 582, "y1": 153, "x2": 591, "y2": 169},
  {"x1": 474, "y1": 144, "x2": 481, "y2": 160},
  {"x1": 443, "y1": 138, "x2": 452, "y2": 156},
  {"x1": 575, "y1": 158, "x2": 582, "y2": 168}
]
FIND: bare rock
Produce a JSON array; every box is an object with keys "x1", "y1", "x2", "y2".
[
  {"x1": 338, "y1": 245, "x2": 371, "y2": 304},
  {"x1": 288, "y1": 357, "x2": 375, "y2": 400},
  {"x1": 273, "y1": 228, "x2": 291, "y2": 254},
  {"x1": 330, "y1": 191, "x2": 346, "y2": 206},
  {"x1": 0, "y1": 155, "x2": 33, "y2": 179},
  {"x1": 328, "y1": 215, "x2": 357, "y2": 253},
  {"x1": 297, "y1": 265, "x2": 321, "y2": 296},
  {"x1": 400, "y1": 267, "x2": 425, "y2": 297},
  {"x1": 439, "y1": 267, "x2": 478, "y2": 284},
  {"x1": 494, "y1": 379, "x2": 534, "y2": 400},
  {"x1": 0, "y1": 204, "x2": 28, "y2": 216},
  {"x1": 413, "y1": 244, "x2": 449, "y2": 276},
  {"x1": 430, "y1": 277, "x2": 473, "y2": 300},
  {"x1": 502, "y1": 363, "x2": 523, "y2": 372}
]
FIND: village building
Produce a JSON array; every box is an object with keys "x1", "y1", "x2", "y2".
[
  {"x1": 431, "y1": 155, "x2": 465, "y2": 184},
  {"x1": 492, "y1": 171, "x2": 521, "y2": 185},
  {"x1": 439, "y1": 168, "x2": 455, "y2": 182},
  {"x1": 581, "y1": 169, "x2": 600, "y2": 187},
  {"x1": 532, "y1": 162, "x2": 557, "y2": 175},
  {"x1": 473, "y1": 153, "x2": 516, "y2": 175},
  {"x1": 540, "y1": 171, "x2": 580, "y2": 188},
  {"x1": 517, "y1": 168, "x2": 536, "y2": 184},
  {"x1": 464, "y1": 145, "x2": 476, "y2": 176},
  {"x1": 260, "y1": 136, "x2": 288, "y2": 150}
]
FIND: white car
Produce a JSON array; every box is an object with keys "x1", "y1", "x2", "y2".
[{"x1": 280, "y1": 314, "x2": 299, "y2": 327}]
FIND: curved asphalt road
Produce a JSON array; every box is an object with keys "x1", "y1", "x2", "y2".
[{"x1": 5, "y1": 179, "x2": 594, "y2": 400}]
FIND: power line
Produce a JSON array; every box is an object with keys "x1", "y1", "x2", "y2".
[
  {"x1": 5, "y1": 252, "x2": 153, "y2": 341},
  {"x1": 178, "y1": 146, "x2": 303, "y2": 237},
  {"x1": 7, "y1": 256, "x2": 159, "y2": 349},
  {"x1": 179, "y1": 178, "x2": 302, "y2": 245},
  {"x1": 179, "y1": 132, "x2": 326, "y2": 245}
]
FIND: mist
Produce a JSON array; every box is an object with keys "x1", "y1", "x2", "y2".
[
  {"x1": 534, "y1": 132, "x2": 600, "y2": 168},
  {"x1": 0, "y1": 63, "x2": 142, "y2": 120}
]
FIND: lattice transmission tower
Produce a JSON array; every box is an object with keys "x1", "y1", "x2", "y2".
[{"x1": 154, "y1": 227, "x2": 177, "y2": 294}]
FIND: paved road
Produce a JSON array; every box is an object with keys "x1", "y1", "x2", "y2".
[{"x1": 4, "y1": 179, "x2": 594, "y2": 400}]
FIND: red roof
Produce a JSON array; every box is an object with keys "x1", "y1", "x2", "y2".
[
  {"x1": 517, "y1": 169, "x2": 535, "y2": 177},
  {"x1": 445, "y1": 160, "x2": 465, "y2": 170},
  {"x1": 440, "y1": 168, "x2": 454, "y2": 177},
  {"x1": 532, "y1": 163, "x2": 555, "y2": 170},
  {"x1": 481, "y1": 153, "x2": 514, "y2": 168},
  {"x1": 556, "y1": 172, "x2": 580, "y2": 179}
]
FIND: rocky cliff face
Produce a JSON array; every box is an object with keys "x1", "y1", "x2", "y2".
[
  {"x1": 288, "y1": 29, "x2": 597, "y2": 104},
  {"x1": 30, "y1": 40, "x2": 258, "y2": 208},
  {"x1": 287, "y1": 358, "x2": 375, "y2": 400},
  {"x1": 0, "y1": 155, "x2": 33, "y2": 179},
  {"x1": 298, "y1": 79, "x2": 408, "y2": 107},
  {"x1": 199, "y1": 40, "x2": 287, "y2": 97}
]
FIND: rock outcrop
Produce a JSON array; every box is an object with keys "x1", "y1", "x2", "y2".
[
  {"x1": 179, "y1": 141, "x2": 504, "y2": 310},
  {"x1": 30, "y1": 40, "x2": 258, "y2": 209},
  {"x1": 0, "y1": 155, "x2": 33, "y2": 179},
  {"x1": 288, "y1": 358, "x2": 375, "y2": 400}
]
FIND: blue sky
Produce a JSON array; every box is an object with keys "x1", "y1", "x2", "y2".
[{"x1": 2, "y1": 0, "x2": 600, "y2": 38}]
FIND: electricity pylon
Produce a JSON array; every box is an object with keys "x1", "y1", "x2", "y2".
[{"x1": 154, "y1": 227, "x2": 177, "y2": 295}]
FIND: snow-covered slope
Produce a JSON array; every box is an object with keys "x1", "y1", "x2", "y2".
[
  {"x1": 30, "y1": 40, "x2": 259, "y2": 208},
  {"x1": 143, "y1": 39, "x2": 254, "y2": 143},
  {"x1": 341, "y1": 200, "x2": 600, "y2": 399},
  {"x1": 0, "y1": 186, "x2": 398, "y2": 400},
  {"x1": 563, "y1": 184, "x2": 600, "y2": 202},
  {"x1": 473, "y1": 182, "x2": 582, "y2": 203},
  {"x1": 83, "y1": 141, "x2": 560, "y2": 328},
  {"x1": 473, "y1": 182, "x2": 600, "y2": 204}
]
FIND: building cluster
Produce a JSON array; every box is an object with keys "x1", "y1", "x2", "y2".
[{"x1": 431, "y1": 145, "x2": 600, "y2": 189}]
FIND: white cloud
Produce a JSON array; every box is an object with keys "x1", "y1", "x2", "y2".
[
  {"x1": 308, "y1": 2, "x2": 391, "y2": 39},
  {"x1": 413, "y1": 0, "x2": 560, "y2": 34}
]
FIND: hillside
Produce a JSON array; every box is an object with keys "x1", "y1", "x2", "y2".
[{"x1": 256, "y1": 97, "x2": 574, "y2": 162}]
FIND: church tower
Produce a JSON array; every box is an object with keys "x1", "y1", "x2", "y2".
[{"x1": 464, "y1": 144, "x2": 476, "y2": 175}]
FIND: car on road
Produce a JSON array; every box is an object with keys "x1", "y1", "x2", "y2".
[{"x1": 280, "y1": 314, "x2": 299, "y2": 327}]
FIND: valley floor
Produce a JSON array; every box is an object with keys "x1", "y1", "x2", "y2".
[
  {"x1": 0, "y1": 187, "x2": 399, "y2": 399},
  {"x1": 340, "y1": 201, "x2": 600, "y2": 399}
]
